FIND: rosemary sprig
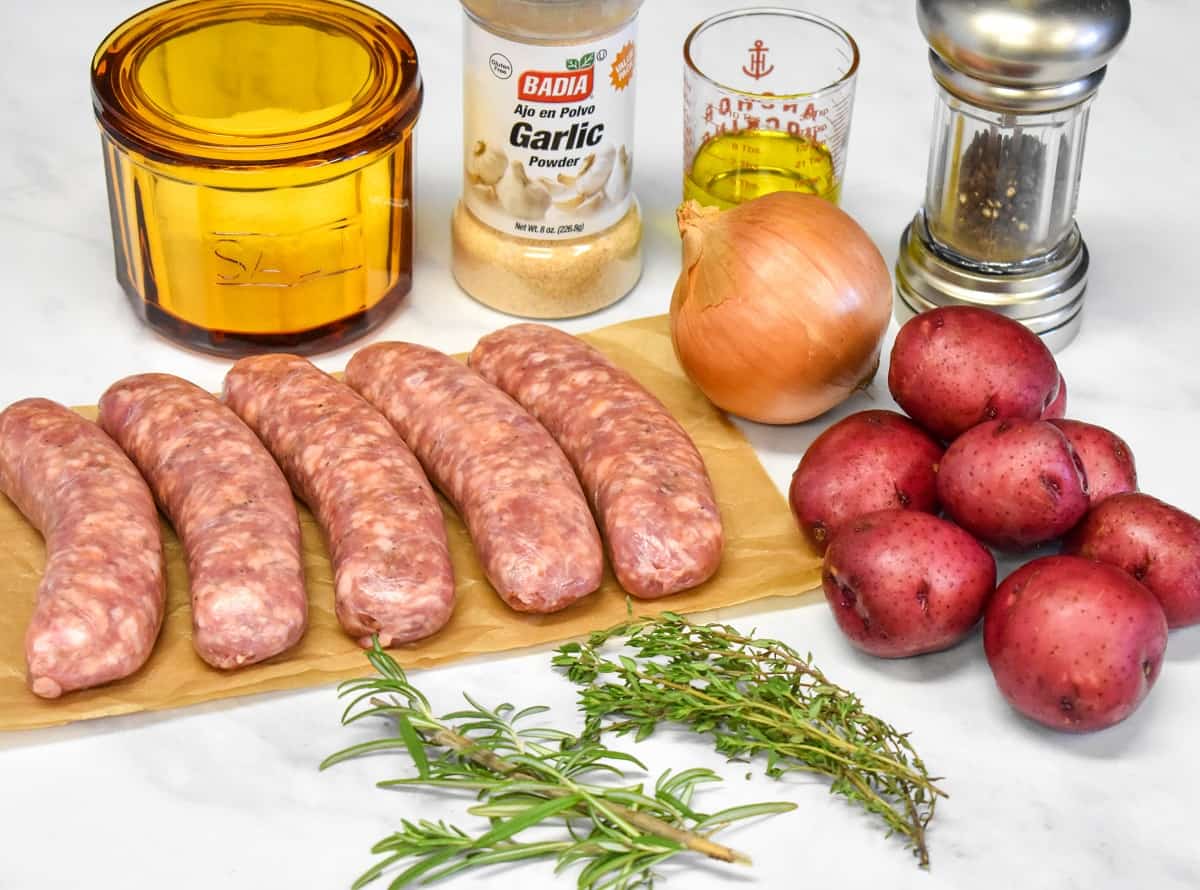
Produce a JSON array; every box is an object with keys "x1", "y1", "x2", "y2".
[
  {"x1": 321, "y1": 641, "x2": 796, "y2": 889},
  {"x1": 553, "y1": 612, "x2": 946, "y2": 867}
]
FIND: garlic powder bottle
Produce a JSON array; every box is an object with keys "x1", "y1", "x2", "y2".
[{"x1": 453, "y1": 0, "x2": 644, "y2": 317}]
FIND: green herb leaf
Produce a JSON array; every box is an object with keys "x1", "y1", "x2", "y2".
[
  {"x1": 692, "y1": 801, "x2": 798, "y2": 832},
  {"x1": 555, "y1": 613, "x2": 946, "y2": 867},
  {"x1": 325, "y1": 645, "x2": 793, "y2": 888}
]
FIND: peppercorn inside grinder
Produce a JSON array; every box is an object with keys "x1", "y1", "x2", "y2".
[{"x1": 896, "y1": 0, "x2": 1131, "y2": 350}]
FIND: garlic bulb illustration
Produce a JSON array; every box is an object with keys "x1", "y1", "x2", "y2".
[
  {"x1": 538, "y1": 176, "x2": 575, "y2": 199},
  {"x1": 551, "y1": 145, "x2": 630, "y2": 209},
  {"x1": 467, "y1": 140, "x2": 507, "y2": 186},
  {"x1": 554, "y1": 189, "x2": 607, "y2": 217},
  {"x1": 573, "y1": 146, "x2": 616, "y2": 197},
  {"x1": 496, "y1": 160, "x2": 552, "y2": 220}
]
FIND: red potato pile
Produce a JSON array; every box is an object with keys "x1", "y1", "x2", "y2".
[{"x1": 790, "y1": 305, "x2": 1200, "y2": 733}]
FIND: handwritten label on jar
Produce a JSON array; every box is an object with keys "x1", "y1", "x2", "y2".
[
  {"x1": 207, "y1": 219, "x2": 364, "y2": 289},
  {"x1": 462, "y1": 17, "x2": 638, "y2": 240}
]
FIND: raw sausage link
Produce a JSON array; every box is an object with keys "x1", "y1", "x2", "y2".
[
  {"x1": 98, "y1": 374, "x2": 306, "y2": 669},
  {"x1": 224, "y1": 354, "x2": 455, "y2": 647},
  {"x1": 0, "y1": 398, "x2": 164, "y2": 698},
  {"x1": 470, "y1": 324, "x2": 724, "y2": 598},
  {"x1": 345, "y1": 342, "x2": 603, "y2": 613}
]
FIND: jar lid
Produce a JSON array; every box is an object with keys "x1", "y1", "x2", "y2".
[
  {"x1": 919, "y1": 0, "x2": 1130, "y2": 111},
  {"x1": 92, "y1": 0, "x2": 422, "y2": 167},
  {"x1": 460, "y1": 0, "x2": 643, "y2": 42}
]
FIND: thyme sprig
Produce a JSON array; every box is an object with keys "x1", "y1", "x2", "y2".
[
  {"x1": 553, "y1": 612, "x2": 946, "y2": 867},
  {"x1": 322, "y1": 642, "x2": 796, "y2": 889}
]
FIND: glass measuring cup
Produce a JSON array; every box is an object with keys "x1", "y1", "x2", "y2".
[{"x1": 683, "y1": 8, "x2": 859, "y2": 208}]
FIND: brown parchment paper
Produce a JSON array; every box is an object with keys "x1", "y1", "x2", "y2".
[{"x1": 0, "y1": 315, "x2": 822, "y2": 732}]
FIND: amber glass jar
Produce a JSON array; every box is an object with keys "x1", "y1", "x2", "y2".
[{"x1": 91, "y1": 0, "x2": 422, "y2": 357}]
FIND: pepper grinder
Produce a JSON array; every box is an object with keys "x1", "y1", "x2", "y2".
[{"x1": 896, "y1": 0, "x2": 1131, "y2": 350}]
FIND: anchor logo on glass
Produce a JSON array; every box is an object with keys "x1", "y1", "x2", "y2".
[{"x1": 742, "y1": 39, "x2": 774, "y2": 80}]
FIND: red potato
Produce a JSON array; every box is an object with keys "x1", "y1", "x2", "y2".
[
  {"x1": 822, "y1": 510, "x2": 996, "y2": 658},
  {"x1": 938, "y1": 418, "x2": 1089, "y2": 550},
  {"x1": 1065, "y1": 493, "x2": 1200, "y2": 628},
  {"x1": 1048, "y1": 419, "x2": 1137, "y2": 506},
  {"x1": 1043, "y1": 375, "x2": 1067, "y2": 419},
  {"x1": 888, "y1": 306, "x2": 1060, "y2": 441},
  {"x1": 789, "y1": 410, "x2": 943, "y2": 553},
  {"x1": 984, "y1": 556, "x2": 1167, "y2": 732}
]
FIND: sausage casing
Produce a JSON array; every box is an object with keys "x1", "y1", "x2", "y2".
[
  {"x1": 345, "y1": 342, "x2": 603, "y2": 613},
  {"x1": 98, "y1": 374, "x2": 306, "y2": 669},
  {"x1": 470, "y1": 324, "x2": 724, "y2": 598},
  {"x1": 224, "y1": 354, "x2": 455, "y2": 647},
  {"x1": 0, "y1": 398, "x2": 165, "y2": 698}
]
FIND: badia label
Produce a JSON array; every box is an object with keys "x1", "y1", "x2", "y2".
[{"x1": 462, "y1": 17, "x2": 638, "y2": 241}]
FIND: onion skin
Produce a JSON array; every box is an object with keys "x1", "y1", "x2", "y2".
[{"x1": 670, "y1": 194, "x2": 893, "y2": 425}]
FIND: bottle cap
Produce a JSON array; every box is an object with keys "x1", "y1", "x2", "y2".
[{"x1": 918, "y1": 0, "x2": 1130, "y2": 111}]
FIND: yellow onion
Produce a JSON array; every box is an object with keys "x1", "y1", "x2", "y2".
[{"x1": 670, "y1": 193, "x2": 893, "y2": 425}]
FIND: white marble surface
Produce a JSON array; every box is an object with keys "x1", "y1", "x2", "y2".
[{"x1": 1, "y1": 1, "x2": 1198, "y2": 888}]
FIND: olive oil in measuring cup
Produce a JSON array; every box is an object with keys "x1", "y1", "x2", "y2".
[
  {"x1": 682, "y1": 9, "x2": 858, "y2": 208},
  {"x1": 684, "y1": 129, "x2": 838, "y2": 209}
]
